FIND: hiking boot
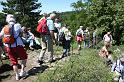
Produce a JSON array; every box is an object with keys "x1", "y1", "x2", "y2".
[
  {"x1": 37, "y1": 60, "x2": 44, "y2": 65},
  {"x1": 16, "y1": 74, "x2": 20, "y2": 80}
]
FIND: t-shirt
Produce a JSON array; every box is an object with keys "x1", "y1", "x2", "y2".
[
  {"x1": 47, "y1": 17, "x2": 55, "y2": 31},
  {"x1": 103, "y1": 34, "x2": 112, "y2": 42},
  {"x1": 59, "y1": 27, "x2": 72, "y2": 41},
  {"x1": 76, "y1": 29, "x2": 84, "y2": 37}
]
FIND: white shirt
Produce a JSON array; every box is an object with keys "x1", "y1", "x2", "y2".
[
  {"x1": 59, "y1": 27, "x2": 72, "y2": 40},
  {"x1": 76, "y1": 28, "x2": 84, "y2": 36},
  {"x1": 103, "y1": 34, "x2": 112, "y2": 42}
]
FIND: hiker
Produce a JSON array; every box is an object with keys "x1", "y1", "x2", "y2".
[
  {"x1": 59, "y1": 25, "x2": 72, "y2": 58},
  {"x1": 38, "y1": 13, "x2": 56, "y2": 65},
  {"x1": 103, "y1": 31, "x2": 112, "y2": 48},
  {"x1": 83, "y1": 27, "x2": 90, "y2": 48},
  {"x1": 99, "y1": 44, "x2": 113, "y2": 65},
  {"x1": 54, "y1": 18, "x2": 62, "y2": 45},
  {"x1": 21, "y1": 27, "x2": 35, "y2": 50},
  {"x1": 0, "y1": 14, "x2": 28, "y2": 80},
  {"x1": 0, "y1": 23, "x2": 8, "y2": 59},
  {"x1": 92, "y1": 28, "x2": 97, "y2": 48},
  {"x1": 76, "y1": 26, "x2": 84, "y2": 50},
  {"x1": 111, "y1": 57, "x2": 124, "y2": 81}
]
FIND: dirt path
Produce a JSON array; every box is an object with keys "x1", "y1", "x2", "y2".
[{"x1": 1, "y1": 48, "x2": 78, "y2": 82}]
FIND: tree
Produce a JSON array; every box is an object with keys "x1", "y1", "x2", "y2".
[
  {"x1": 1, "y1": 0, "x2": 42, "y2": 33},
  {"x1": 69, "y1": 0, "x2": 124, "y2": 45}
]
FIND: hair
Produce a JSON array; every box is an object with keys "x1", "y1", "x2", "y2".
[
  {"x1": 108, "y1": 51, "x2": 112, "y2": 54},
  {"x1": 6, "y1": 14, "x2": 16, "y2": 23},
  {"x1": 50, "y1": 13, "x2": 56, "y2": 18}
]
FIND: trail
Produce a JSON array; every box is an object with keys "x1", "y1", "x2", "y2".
[{"x1": 1, "y1": 47, "x2": 78, "y2": 82}]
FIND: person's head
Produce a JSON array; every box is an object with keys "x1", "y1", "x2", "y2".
[
  {"x1": 6, "y1": 14, "x2": 16, "y2": 24},
  {"x1": 27, "y1": 27, "x2": 31, "y2": 32},
  {"x1": 80, "y1": 26, "x2": 83, "y2": 30},
  {"x1": 50, "y1": 13, "x2": 56, "y2": 19},
  {"x1": 108, "y1": 51, "x2": 112, "y2": 55},
  {"x1": 55, "y1": 18, "x2": 59, "y2": 23},
  {"x1": 120, "y1": 57, "x2": 124, "y2": 64},
  {"x1": 21, "y1": 26, "x2": 27, "y2": 32},
  {"x1": 107, "y1": 32, "x2": 111, "y2": 35},
  {"x1": 43, "y1": 13, "x2": 47, "y2": 18}
]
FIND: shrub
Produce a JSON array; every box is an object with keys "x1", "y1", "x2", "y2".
[{"x1": 37, "y1": 49, "x2": 114, "y2": 82}]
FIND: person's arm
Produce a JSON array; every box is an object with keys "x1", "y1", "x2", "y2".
[
  {"x1": 0, "y1": 28, "x2": 4, "y2": 39},
  {"x1": 111, "y1": 62, "x2": 117, "y2": 72}
]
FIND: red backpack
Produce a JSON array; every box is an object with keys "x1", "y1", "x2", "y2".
[{"x1": 36, "y1": 18, "x2": 48, "y2": 34}]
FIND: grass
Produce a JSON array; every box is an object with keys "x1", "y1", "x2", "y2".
[{"x1": 37, "y1": 42, "x2": 115, "y2": 82}]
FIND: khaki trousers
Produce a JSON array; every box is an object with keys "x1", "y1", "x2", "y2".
[{"x1": 38, "y1": 34, "x2": 53, "y2": 62}]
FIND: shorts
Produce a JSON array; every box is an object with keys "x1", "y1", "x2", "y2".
[
  {"x1": 6, "y1": 46, "x2": 28, "y2": 65},
  {"x1": 76, "y1": 36, "x2": 83, "y2": 42}
]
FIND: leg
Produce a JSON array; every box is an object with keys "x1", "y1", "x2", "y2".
[
  {"x1": 38, "y1": 35, "x2": 47, "y2": 64},
  {"x1": 17, "y1": 46, "x2": 28, "y2": 77},
  {"x1": 6, "y1": 47, "x2": 19, "y2": 80},
  {"x1": 46, "y1": 35, "x2": 54, "y2": 62}
]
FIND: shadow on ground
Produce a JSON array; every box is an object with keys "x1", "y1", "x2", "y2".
[
  {"x1": 0, "y1": 64, "x2": 13, "y2": 74},
  {"x1": 23, "y1": 65, "x2": 49, "y2": 79},
  {"x1": 0, "y1": 64, "x2": 12, "y2": 81}
]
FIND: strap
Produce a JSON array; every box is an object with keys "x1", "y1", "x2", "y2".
[{"x1": 10, "y1": 25, "x2": 14, "y2": 47}]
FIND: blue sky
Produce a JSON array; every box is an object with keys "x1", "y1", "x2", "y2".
[
  {"x1": 0, "y1": 0, "x2": 78, "y2": 13},
  {"x1": 39, "y1": 0, "x2": 78, "y2": 13}
]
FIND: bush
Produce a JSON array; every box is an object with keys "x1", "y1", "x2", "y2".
[{"x1": 37, "y1": 49, "x2": 114, "y2": 82}]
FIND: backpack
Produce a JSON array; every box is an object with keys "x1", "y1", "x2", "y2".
[
  {"x1": 59, "y1": 31, "x2": 65, "y2": 42},
  {"x1": 36, "y1": 18, "x2": 48, "y2": 34},
  {"x1": 77, "y1": 30, "x2": 82, "y2": 37},
  {"x1": 2, "y1": 25, "x2": 15, "y2": 44},
  {"x1": 83, "y1": 31, "x2": 89, "y2": 40}
]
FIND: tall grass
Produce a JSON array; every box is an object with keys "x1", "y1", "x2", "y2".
[{"x1": 37, "y1": 48, "x2": 114, "y2": 82}]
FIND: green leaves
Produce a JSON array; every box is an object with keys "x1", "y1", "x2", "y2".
[{"x1": 0, "y1": 0, "x2": 41, "y2": 35}]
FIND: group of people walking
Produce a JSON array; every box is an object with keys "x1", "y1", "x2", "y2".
[
  {"x1": 75, "y1": 26, "x2": 97, "y2": 50},
  {"x1": 1, "y1": 13, "x2": 124, "y2": 81},
  {"x1": 98, "y1": 31, "x2": 124, "y2": 81},
  {"x1": 0, "y1": 13, "x2": 73, "y2": 80}
]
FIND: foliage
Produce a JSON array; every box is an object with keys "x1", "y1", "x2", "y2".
[
  {"x1": 37, "y1": 49, "x2": 113, "y2": 82},
  {"x1": 0, "y1": 0, "x2": 42, "y2": 36},
  {"x1": 61, "y1": 0, "x2": 124, "y2": 45}
]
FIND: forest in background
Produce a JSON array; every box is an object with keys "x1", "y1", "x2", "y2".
[{"x1": 0, "y1": 0, "x2": 124, "y2": 45}]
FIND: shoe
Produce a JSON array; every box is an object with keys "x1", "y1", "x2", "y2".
[
  {"x1": 29, "y1": 46, "x2": 34, "y2": 50},
  {"x1": 16, "y1": 74, "x2": 20, "y2": 80},
  {"x1": 19, "y1": 71, "x2": 27, "y2": 77},
  {"x1": 37, "y1": 60, "x2": 44, "y2": 65}
]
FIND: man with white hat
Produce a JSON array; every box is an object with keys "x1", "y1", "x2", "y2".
[
  {"x1": 76, "y1": 26, "x2": 84, "y2": 50},
  {"x1": 0, "y1": 14, "x2": 28, "y2": 80}
]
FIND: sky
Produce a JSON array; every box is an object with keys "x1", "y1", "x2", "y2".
[
  {"x1": 39, "y1": 0, "x2": 78, "y2": 14},
  {"x1": 0, "y1": 0, "x2": 78, "y2": 14}
]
